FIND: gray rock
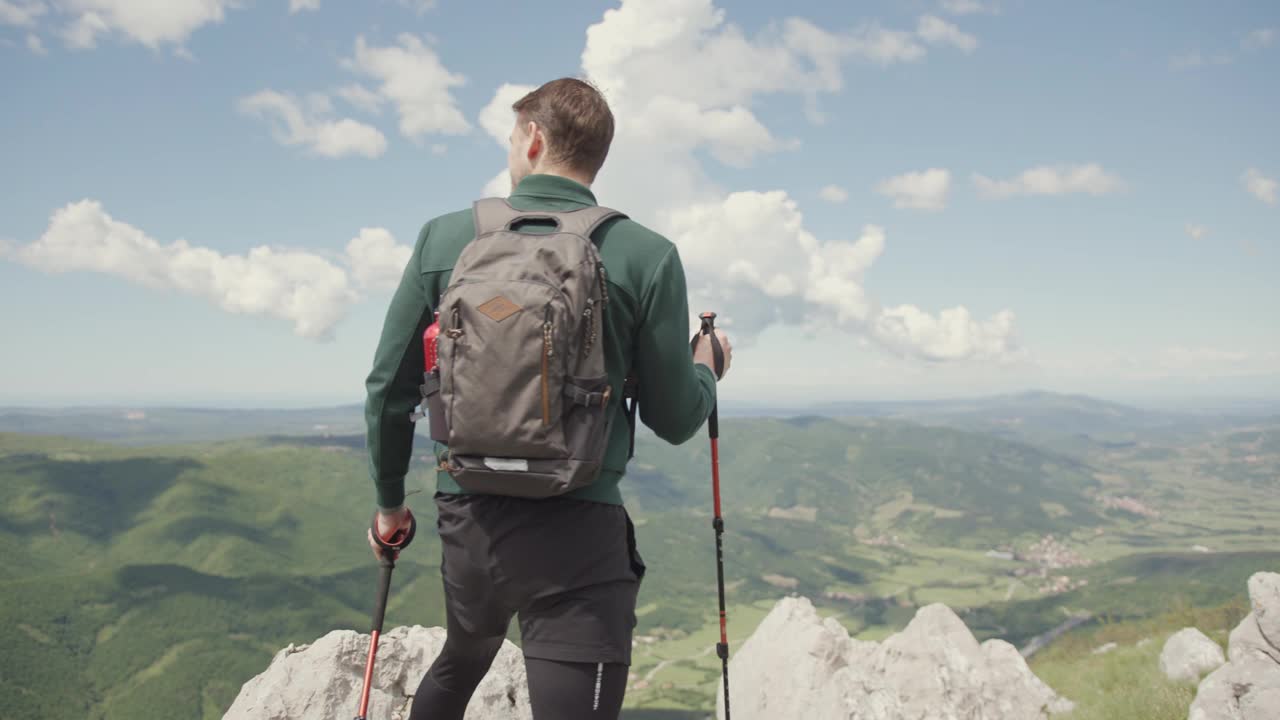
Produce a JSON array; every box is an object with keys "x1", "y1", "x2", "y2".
[
  {"x1": 1188, "y1": 572, "x2": 1280, "y2": 720},
  {"x1": 223, "y1": 625, "x2": 531, "y2": 720},
  {"x1": 1249, "y1": 572, "x2": 1280, "y2": 652},
  {"x1": 1188, "y1": 654, "x2": 1280, "y2": 720},
  {"x1": 716, "y1": 597, "x2": 1072, "y2": 720},
  {"x1": 1228, "y1": 610, "x2": 1280, "y2": 666},
  {"x1": 1160, "y1": 628, "x2": 1226, "y2": 683}
]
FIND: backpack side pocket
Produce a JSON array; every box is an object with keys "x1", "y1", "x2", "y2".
[
  {"x1": 421, "y1": 369, "x2": 449, "y2": 443},
  {"x1": 562, "y1": 374, "x2": 612, "y2": 462}
]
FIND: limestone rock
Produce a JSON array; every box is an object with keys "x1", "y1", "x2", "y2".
[
  {"x1": 1159, "y1": 628, "x2": 1225, "y2": 683},
  {"x1": 1249, "y1": 572, "x2": 1280, "y2": 652},
  {"x1": 223, "y1": 625, "x2": 531, "y2": 720},
  {"x1": 716, "y1": 597, "x2": 1072, "y2": 720},
  {"x1": 1188, "y1": 572, "x2": 1280, "y2": 720},
  {"x1": 1188, "y1": 654, "x2": 1280, "y2": 720}
]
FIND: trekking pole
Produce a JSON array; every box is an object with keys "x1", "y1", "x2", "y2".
[
  {"x1": 691, "y1": 311, "x2": 730, "y2": 719},
  {"x1": 355, "y1": 509, "x2": 417, "y2": 720}
]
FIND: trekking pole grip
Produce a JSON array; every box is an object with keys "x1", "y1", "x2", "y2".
[
  {"x1": 695, "y1": 312, "x2": 725, "y2": 380},
  {"x1": 370, "y1": 508, "x2": 417, "y2": 563},
  {"x1": 690, "y1": 311, "x2": 722, "y2": 439}
]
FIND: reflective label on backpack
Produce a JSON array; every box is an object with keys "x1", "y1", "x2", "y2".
[{"x1": 483, "y1": 457, "x2": 529, "y2": 472}]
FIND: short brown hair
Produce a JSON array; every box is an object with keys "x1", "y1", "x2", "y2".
[{"x1": 512, "y1": 77, "x2": 614, "y2": 181}]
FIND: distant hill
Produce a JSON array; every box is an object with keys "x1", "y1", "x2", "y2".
[
  {"x1": 4, "y1": 390, "x2": 1271, "y2": 450},
  {"x1": 626, "y1": 415, "x2": 1104, "y2": 545},
  {"x1": 0, "y1": 405, "x2": 367, "y2": 445}
]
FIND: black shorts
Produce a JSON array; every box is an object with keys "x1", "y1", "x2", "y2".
[{"x1": 433, "y1": 492, "x2": 646, "y2": 666}]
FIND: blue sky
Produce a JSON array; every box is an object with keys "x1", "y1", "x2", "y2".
[{"x1": 1, "y1": 0, "x2": 1277, "y2": 409}]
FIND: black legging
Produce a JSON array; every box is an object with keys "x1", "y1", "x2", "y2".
[{"x1": 409, "y1": 635, "x2": 629, "y2": 719}]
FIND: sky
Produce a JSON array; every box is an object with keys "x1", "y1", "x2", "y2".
[{"x1": 0, "y1": 0, "x2": 1277, "y2": 409}]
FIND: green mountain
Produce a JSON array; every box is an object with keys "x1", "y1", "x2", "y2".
[{"x1": 1, "y1": 402, "x2": 1276, "y2": 718}]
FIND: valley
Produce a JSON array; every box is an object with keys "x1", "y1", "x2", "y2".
[{"x1": 0, "y1": 392, "x2": 1277, "y2": 718}]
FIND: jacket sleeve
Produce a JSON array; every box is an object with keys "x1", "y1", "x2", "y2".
[
  {"x1": 363, "y1": 224, "x2": 434, "y2": 510},
  {"x1": 632, "y1": 245, "x2": 717, "y2": 445}
]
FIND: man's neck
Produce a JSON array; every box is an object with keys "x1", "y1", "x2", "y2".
[{"x1": 532, "y1": 166, "x2": 593, "y2": 188}]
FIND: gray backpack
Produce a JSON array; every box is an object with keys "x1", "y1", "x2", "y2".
[{"x1": 417, "y1": 198, "x2": 627, "y2": 498}]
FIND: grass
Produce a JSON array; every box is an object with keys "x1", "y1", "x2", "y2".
[
  {"x1": 1034, "y1": 635, "x2": 1197, "y2": 719},
  {"x1": 1029, "y1": 598, "x2": 1247, "y2": 720}
]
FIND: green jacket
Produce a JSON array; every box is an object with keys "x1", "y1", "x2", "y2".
[{"x1": 364, "y1": 173, "x2": 718, "y2": 509}]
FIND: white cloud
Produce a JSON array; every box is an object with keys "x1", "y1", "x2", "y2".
[
  {"x1": 1242, "y1": 28, "x2": 1276, "y2": 51},
  {"x1": 26, "y1": 31, "x2": 45, "y2": 54},
  {"x1": 1170, "y1": 50, "x2": 1233, "y2": 70},
  {"x1": 877, "y1": 168, "x2": 951, "y2": 211},
  {"x1": 1168, "y1": 29, "x2": 1272, "y2": 71},
  {"x1": 1243, "y1": 167, "x2": 1278, "y2": 206},
  {"x1": 917, "y1": 15, "x2": 978, "y2": 52},
  {"x1": 397, "y1": 0, "x2": 436, "y2": 14},
  {"x1": 346, "y1": 228, "x2": 412, "y2": 290},
  {"x1": 482, "y1": 168, "x2": 511, "y2": 199},
  {"x1": 874, "y1": 304, "x2": 1017, "y2": 363},
  {"x1": 344, "y1": 33, "x2": 470, "y2": 141},
  {"x1": 973, "y1": 163, "x2": 1126, "y2": 198},
  {"x1": 335, "y1": 84, "x2": 385, "y2": 114},
  {"x1": 8, "y1": 0, "x2": 323, "y2": 48},
  {"x1": 819, "y1": 185, "x2": 848, "y2": 204},
  {"x1": 55, "y1": 0, "x2": 235, "y2": 50},
  {"x1": 839, "y1": 22, "x2": 927, "y2": 66},
  {"x1": 581, "y1": 4, "x2": 933, "y2": 125},
  {"x1": 940, "y1": 0, "x2": 996, "y2": 15},
  {"x1": 238, "y1": 90, "x2": 387, "y2": 158},
  {"x1": 1154, "y1": 346, "x2": 1280, "y2": 377},
  {"x1": 11, "y1": 200, "x2": 358, "y2": 339},
  {"x1": 0, "y1": 0, "x2": 45, "y2": 27},
  {"x1": 475, "y1": 0, "x2": 1014, "y2": 362},
  {"x1": 664, "y1": 191, "x2": 1015, "y2": 361},
  {"x1": 1185, "y1": 223, "x2": 1208, "y2": 241},
  {"x1": 479, "y1": 82, "x2": 537, "y2": 147}
]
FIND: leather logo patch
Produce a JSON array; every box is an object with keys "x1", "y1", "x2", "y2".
[{"x1": 477, "y1": 295, "x2": 522, "y2": 322}]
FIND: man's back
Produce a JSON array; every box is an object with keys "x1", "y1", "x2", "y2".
[{"x1": 364, "y1": 172, "x2": 718, "y2": 509}]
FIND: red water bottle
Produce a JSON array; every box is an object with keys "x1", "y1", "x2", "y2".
[
  {"x1": 422, "y1": 311, "x2": 448, "y2": 442},
  {"x1": 423, "y1": 311, "x2": 441, "y2": 372}
]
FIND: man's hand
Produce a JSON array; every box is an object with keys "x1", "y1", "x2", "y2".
[
  {"x1": 367, "y1": 506, "x2": 413, "y2": 560},
  {"x1": 693, "y1": 328, "x2": 733, "y2": 380}
]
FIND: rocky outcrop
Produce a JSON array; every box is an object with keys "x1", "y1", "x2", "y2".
[
  {"x1": 1189, "y1": 572, "x2": 1280, "y2": 720},
  {"x1": 716, "y1": 596, "x2": 1073, "y2": 720},
  {"x1": 223, "y1": 625, "x2": 531, "y2": 720},
  {"x1": 1159, "y1": 628, "x2": 1225, "y2": 683}
]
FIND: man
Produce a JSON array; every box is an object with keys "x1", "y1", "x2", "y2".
[{"x1": 363, "y1": 77, "x2": 733, "y2": 719}]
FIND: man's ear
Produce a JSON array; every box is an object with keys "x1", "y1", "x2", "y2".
[{"x1": 525, "y1": 122, "x2": 543, "y2": 162}]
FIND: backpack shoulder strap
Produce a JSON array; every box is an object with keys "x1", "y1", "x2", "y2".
[{"x1": 555, "y1": 205, "x2": 628, "y2": 242}]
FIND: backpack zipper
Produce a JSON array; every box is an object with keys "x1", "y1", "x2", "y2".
[{"x1": 542, "y1": 304, "x2": 553, "y2": 427}]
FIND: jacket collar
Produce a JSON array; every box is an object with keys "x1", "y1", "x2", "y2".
[{"x1": 510, "y1": 173, "x2": 598, "y2": 206}]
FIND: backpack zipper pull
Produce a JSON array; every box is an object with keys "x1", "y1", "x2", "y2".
[
  {"x1": 582, "y1": 303, "x2": 596, "y2": 358},
  {"x1": 542, "y1": 305, "x2": 554, "y2": 359}
]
